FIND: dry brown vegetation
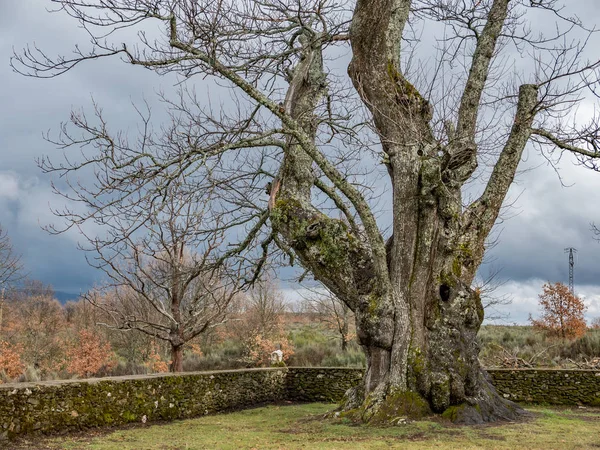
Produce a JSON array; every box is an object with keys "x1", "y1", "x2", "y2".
[{"x1": 2, "y1": 277, "x2": 600, "y2": 385}]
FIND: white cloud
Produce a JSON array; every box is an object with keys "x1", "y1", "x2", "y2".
[
  {"x1": 0, "y1": 172, "x2": 19, "y2": 201},
  {"x1": 485, "y1": 278, "x2": 600, "y2": 325}
]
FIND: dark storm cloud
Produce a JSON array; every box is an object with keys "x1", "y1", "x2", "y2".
[
  {"x1": 485, "y1": 152, "x2": 600, "y2": 286},
  {"x1": 0, "y1": 0, "x2": 176, "y2": 293}
]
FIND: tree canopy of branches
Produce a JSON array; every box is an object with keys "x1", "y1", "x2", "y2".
[
  {"x1": 242, "y1": 281, "x2": 288, "y2": 339},
  {"x1": 14, "y1": 0, "x2": 600, "y2": 423},
  {"x1": 303, "y1": 287, "x2": 354, "y2": 351},
  {"x1": 530, "y1": 282, "x2": 587, "y2": 340},
  {"x1": 82, "y1": 186, "x2": 242, "y2": 372},
  {"x1": 2, "y1": 281, "x2": 66, "y2": 373},
  {"x1": 0, "y1": 225, "x2": 23, "y2": 289}
]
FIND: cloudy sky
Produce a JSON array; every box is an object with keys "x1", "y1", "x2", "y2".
[{"x1": 1, "y1": 1, "x2": 599, "y2": 324}]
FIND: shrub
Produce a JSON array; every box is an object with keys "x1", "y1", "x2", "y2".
[
  {"x1": 530, "y1": 282, "x2": 587, "y2": 340},
  {"x1": 321, "y1": 347, "x2": 366, "y2": 367},
  {"x1": 561, "y1": 330, "x2": 600, "y2": 360},
  {"x1": 65, "y1": 329, "x2": 117, "y2": 378},
  {"x1": 243, "y1": 333, "x2": 294, "y2": 367},
  {"x1": 0, "y1": 341, "x2": 25, "y2": 380},
  {"x1": 143, "y1": 342, "x2": 170, "y2": 373},
  {"x1": 110, "y1": 360, "x2": 149, "y2": 376}
]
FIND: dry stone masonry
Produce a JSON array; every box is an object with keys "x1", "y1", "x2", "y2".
[
  {"x1": 0, "y1": 368, "x2": 287, "y2": 442},
  {"x1": 488, "y1": 369, "x2": 600, "y2": 406},
  {"x1": 285, "y1": 367, "x2": 363, "y2": 402},
  {"x1": 1, "y1": 367, "x2": 599, "y2": 442}
]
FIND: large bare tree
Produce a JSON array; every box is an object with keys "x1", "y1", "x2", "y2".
[
  {"x1": 79, "y1": 182, "x2": 241, "y2": 372},
  {"x1": 14, "y1": 0, "x2": 600, "y2": 423}
]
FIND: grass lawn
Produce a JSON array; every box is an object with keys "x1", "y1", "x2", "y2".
[{"x1": 12, "y1": 403, "x2": 600, "y2": 449}]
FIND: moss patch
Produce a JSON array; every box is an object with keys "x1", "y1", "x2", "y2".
[
  {"x1": 369, "y1": 391, "x2": 431, "y2": 424},
  {"x1": 441, "y1": 403, "x2": 468, "y2": 422},
  {"x1": 271, "y1": 197, "x2": 355, "y2": 270}
]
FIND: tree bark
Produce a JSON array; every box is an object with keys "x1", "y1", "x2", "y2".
[
  {"x1": 170, "y1": 344, "x2": 184, "y2": 373},
  {"x1": 338, "y1": 227, "x2": 524, "y2": 424},
  {"x1": 340, "y1": 314, "x2": 349, "y2": 353},
  {"x1": 341, "y1": 338, "x2": 348, "y2": 353}
]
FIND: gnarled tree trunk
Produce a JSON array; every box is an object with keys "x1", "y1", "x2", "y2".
[{"x1": 271, "y1": 0, "x2": 535, "y2": 424}]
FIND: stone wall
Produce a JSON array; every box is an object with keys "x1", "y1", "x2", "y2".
[
  {"x1": 0, "y1": 368, "x2": 286, "y2": 442},
  {"x1": 2, "y1": 367, "x2": 599, "y2": 442},
  {"x1": 285, "y1": 368, "x2": 600, "y2": 406},
  {"x1": 487, "y1": 369, "x2": 600, "y2": 406},
  {"x1": 286, "y1": 367, "x2": 363, "y2": 402}
]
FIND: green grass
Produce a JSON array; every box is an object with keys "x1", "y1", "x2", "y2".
[{"x1": 14, "y1": 403, "x2": 600, "y2": 449}]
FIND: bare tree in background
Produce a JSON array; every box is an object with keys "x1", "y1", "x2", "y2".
[
  {"x1": 80, "y1": 185, "x2": 241, "y2": 372},
  {"x1": 303, "y1": 287, "x2": 354, "y2": 351},
  {"x1": 14, "y1": 0, "x2": 600, "y2": 423},
  {"x1": 242, "y1": 280, "x2": 288, "y2": 338},
  {"x1": 0, "y1": 227, "x2": 23, "y2": 336},
  {"x1": 225, "y1": 279, "x2": 291, "y2": 366},
  {"x1": 0, "y1": 225, "x2": 23, "y2": 288}
]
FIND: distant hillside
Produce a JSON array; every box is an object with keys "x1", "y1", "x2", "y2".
[{"x1": 54, "y1": 291, "x2": 81, "y2": 304}]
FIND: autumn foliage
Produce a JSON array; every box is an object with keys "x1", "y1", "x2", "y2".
[
  {"x1": 0, "y1": 341, "x2": 25, "y2": 380},
  {"x1": 65, "y1": 329, "x2": 117, "y2": 377},
  {"x1": 244, "y1": 331, "x2": 294, "y2": 367},
  {"x1": 0, "y1": 281, "x2": 125, "y2": 382},
  {"x1": 4, "y1": 292, "x2": 67, "y2": 374},
  {"x1": 143, "y1": 342, "x2": 170, "y2": 373},
  {"x1": 530, "y1": 282, "x2": 587, "y2": 339}
]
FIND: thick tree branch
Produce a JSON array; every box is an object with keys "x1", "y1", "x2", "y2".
[
  {"x1": 165, "y1": 20, "x2": 384, "y2": 262},
  {"x1": 449, "y1": 0, "x2": 510, "y2": 183},
  {"x1": 462, "y1": 84, "x2": 539, "y2": 273}
]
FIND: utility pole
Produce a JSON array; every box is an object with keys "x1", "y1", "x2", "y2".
[{"x1": 564, "y1": 247, "x2": 577, "y2": 295}]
